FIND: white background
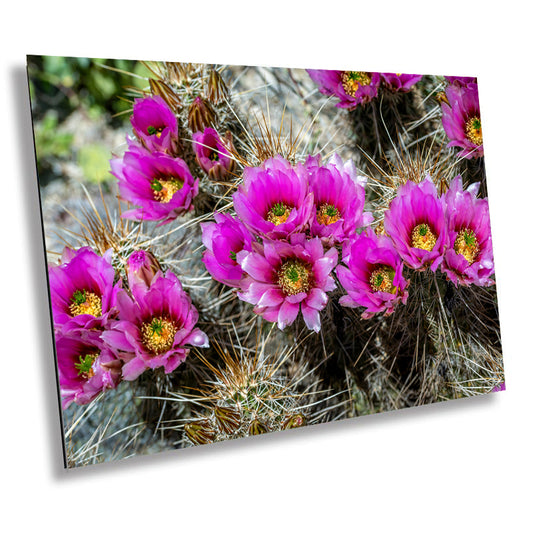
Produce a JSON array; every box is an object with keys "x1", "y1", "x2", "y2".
[{"x1": 2, "y1": 2, "x2": 531, "y2": 531}]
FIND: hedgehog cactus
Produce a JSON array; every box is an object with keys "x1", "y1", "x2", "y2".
[
  {"x1": 127, "y1": 62, "x2": 240, "y2": 210},
  {"x1": 29, "y1": 57, "x2": 504, "y2": 466},
  {"x1": 183, "y1": 342, "x2": 308, "y2": 446}
]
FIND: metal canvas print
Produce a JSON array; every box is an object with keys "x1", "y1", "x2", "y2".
[{"x1": 27, "y1": 56, "x2": 504, "y2": 468}]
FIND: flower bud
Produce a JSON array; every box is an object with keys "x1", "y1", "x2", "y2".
[
  {"x1": 130, "y1": 95, "x2": 179, "y2": 154},
  {"x1": 248, "y1": 418, "x2": 269, "y2": 436},
  {"x1": 205, "y1": 69, "x2": 229, "y2": 105},
  {"x1": 185, "y1": 420, "x2": 216, "y2": 445},
  {"x1": 149, "y1": 78, "x2": 182, "y2": 112},
  {"x1": 214, "y1": 405, "x2": 241, "y2": 434},
  {"x1": 282, "y1": 413, "x2": 306, "y2": 430},
  {"x1": 188, "y1": 96, "x2": 216, "y2": 133},
  {"x1": 192, "y1": 128, "x2": 235, "y2": 181},
  {"x1": 126, "y1": 250, "x2": 161, "y2": 291}
]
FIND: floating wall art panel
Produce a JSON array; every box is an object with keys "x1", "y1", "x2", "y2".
[{"x1": 27, "y1": 56, "x2": 504, "y2": 468}]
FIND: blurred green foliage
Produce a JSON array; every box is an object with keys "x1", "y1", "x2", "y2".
[
  {"x1": 28, "y1": 55, "x2": 150, "y2": 124},
  {"x1": 77, "y1": 143, "x2": 114, "y2": 184},
  {"x1": 28, "y1": 56, "x2": 152, "y2": 185},
  {"x1": 34, "y1": 110, "x2": 74, "y2": 161}
]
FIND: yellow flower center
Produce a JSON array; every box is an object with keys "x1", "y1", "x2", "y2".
[
  {"x1": 454, "y1": 228, "x2": 479, "y2": 264},
  {"x1": 316, "y1": 203, "x2": 340, "y2": 225},
  {"x1": 69, "y1": 290, "x2": 102, "y2": 317},
  {"x1": 411, "y1": 223, "x2": 437, "y2": 251},
  {"x1": 151, "y1": 177, "x2": 184, "y2": 203},
  {"x1": 277, "y1": 259, "x2": 311, "y2": 296},
  {"x1": 341, "y1": 71, "x2": 372, "y2": 97},
  {"x1": 465, "y1": 116, "x2": 483, "y2": 145},
  {"x1": 369, "y1": 266, "x2": 396, "y2": 293},
  {"x1": 141, "y1": 316, "x2": 178, "y2": 355},
  {"x1": 267, "y1": 202, "x2": 293, "y2": 226},
  {"x1": 74, "y1": 352, "x2": 98, "y2": 380}
]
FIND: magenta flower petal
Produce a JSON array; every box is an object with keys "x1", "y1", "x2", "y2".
[
  {"x1": 130, "y1": 95, "x2": 178, "y2": 154},
  {"x1": 278, "y1": 301, "x2": 300, "y2": 330},
  {"x1": 238, "y1": 280, "x2": 274, "y2": 306},
  {"x1": 301, "y1": 302, "x2": 321, "y2": 333},
  {"x1": 492, "y1": 382, "x2": 506, "y2": 393},
  {"x1": 57, "y1": 335, "x2": 122, "y2": 409},
  {"x1": 285, "y1": 292, "x2": 308, "y2": 305},
  {"x1": 126, "y1": 250, "x2": 161, "y2": 291},
  {"x1": 257, "y1": 288, "x2": 285, "y2": 307},
  {"x1": 182, "y1": 328, "x2": 210, "y2": 348},
  {"x1": 445, "y1": 76, "x2": 477, "y2": 86},
  {"x1": 48, "y1": 247, "x2": 123, "y2": 338},
  {"x1": 298, "y1": 154, "x2": 372, "y2": 246},
  {"x1": 307, "y1": 69, "x2": 380, "y2": 109},
  {"x1": 102, "y1": 270, "x2": 208, "y2": 380},
  {"x1": 99, "y1": 329, "x2": 134, "y2": 353},
  {"x1": 240, "y1": 251, "x2": 276, "y2": 284},
  {"x1": 384, "y1": 177, "x2": 447, "y2": 271},
  {"x1": 337, "y1": 230, "x2": 409, "y2": 318},
  {"x1": 380, "y1": 73, "x2": 423, "y2": 92},
  {"x1": 233, "y1": 156, "x2": 313, "y2": 239},
  {"x1": 441, "y1": 175, "x2": 494, "y2": 286},
  {"x1": 306, "y1": 288, "x2": 328, "y2": 310},
  {"x1": 201, "y1": 212, "x2": 254, "y2": 288},
  {"x1": 121, "y1": 357, "x2": 148, "y2": 381},
  {"x1": 192, "y1": 127, "x2": 235, "y2": 180},
  {"x1": 111, "y1": 149, "x2": 199, "y2": 225},
  {"x1": 238, "y1": 234, "x2": 338, "y2": 332},
  {"x1": 440, "y1": 82, "x2": 483, "y2": 159}
]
